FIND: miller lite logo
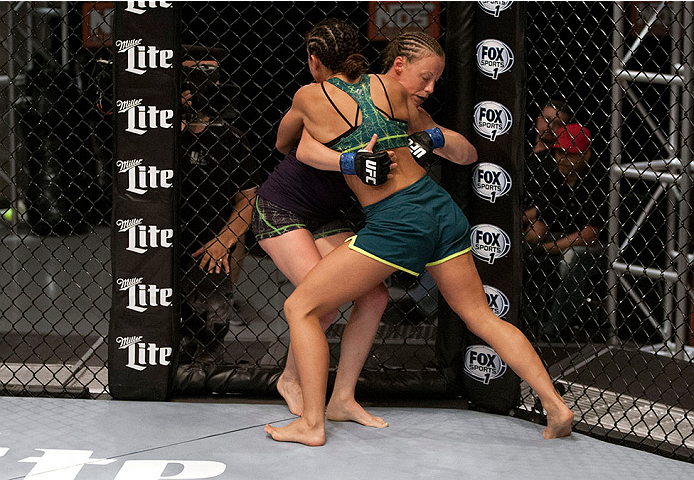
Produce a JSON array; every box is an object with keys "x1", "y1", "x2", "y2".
[
  {"x1": 472, "y1": 162, "x2": 512, "y2": 203},
  {"x1": 124, "y1": 1, "x2": 172, "y2": 15},
  {"x1": 478, "y1": 1, "x2": 513, "y2": 17},
  {"x1": 464, "y1": 345, "x2": 507, "y2": 384},
  {"x1": 117, "y1": 159, "x2": 173, "y2": 195},
  {"x1": 476, "y1": 39, "x2": 514, "y2": 79},
  {"x1": 473, "y1": 101, "x2": 513, "y2": 142},
  {"x1": 116, "y1": 218, "x2": 173, "y2": 254},
  {"x1": 116, "y1": 277, "x2": 172, "y2": 313},
  {"x1": 116, "y1": 38, "x2": 173, "y2": 75},
  {"x1": 471, "y1": 224, "x2": 511, "y2": 264},
  {"x1": 117, "y1": 99, "x2": 173, "y2": 135},
  {"x1": 116, "y1": 335, "x2": 172, "y2": 371},
  {"x1": 365, "y1": 159, "x2": 377, "y2": 185},
  {"x1": 483, "y1": 285, "x2": 510, "y2": 318}
]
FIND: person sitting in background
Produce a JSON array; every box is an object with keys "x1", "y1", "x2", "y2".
[
  {"x1": 179, "y1": 45, "x2": 260, "y2": 364},
  {"x1": 524, "y1": 122, "x2": 607, "y2": 341},
  {"x1": 533, "y1": 99, "x2": 573, "y2": 154}
]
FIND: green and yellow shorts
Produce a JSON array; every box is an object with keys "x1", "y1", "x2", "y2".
[{"x1": 347, "y1": 175, "x2": 471, "y2": 276}]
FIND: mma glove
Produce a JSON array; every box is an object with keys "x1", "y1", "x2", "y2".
[
  {"x1": 340, "y1": 149, "x2": 391, "y2": 186},
  {"x1": 409, "y1": 127, "x2": 445, "y2": 162}
]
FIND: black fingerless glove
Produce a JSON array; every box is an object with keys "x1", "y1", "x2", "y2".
[
  {"x1": 409, "y1": 127, "x2": 445, "y2": 162},
  {"x1": 340, "y1": 149, "x2": 391, "y2": 185}
]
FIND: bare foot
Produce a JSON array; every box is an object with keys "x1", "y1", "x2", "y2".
[
  {"x1": 326, "y1": 398, "x2": 389, "y2": 428},
  {"x1": 277, "y1": 374, "x2": 303, "y2": 416},
  {"x1": 543, "y1": 403, "x2": 574, "y2": 439},
  {"x1": 265, "y1": 418, "x2": 325, "y2": 446}
]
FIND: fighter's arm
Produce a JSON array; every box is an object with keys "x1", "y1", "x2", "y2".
[
  {"x1": 296, "y1": 130, "x2": 395, "y2": 185},
  {"x1": 275, "y1": 87, "x2": 310, "y2": 155},
  {"x1": 408, "y1": 106, "x2": 477, "y2": 166},
  {"x1": 295, "y1": 128, "x2": 342, "y2": 171}
]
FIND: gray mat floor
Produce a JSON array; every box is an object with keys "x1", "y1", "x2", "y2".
[{"x1": 1, "y1": 397, "x2": 693, "y2": 479}]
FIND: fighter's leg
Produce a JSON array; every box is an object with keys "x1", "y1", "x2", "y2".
[
  {"x1": 265, "y1": 243, "x2": 395, "y2": 445},
  {"x1": 259, "y1": 229, "x2": 338, "y2": 415},
  {"x1": 314, "y1": 233, "x2": 390, "y2": 428},
  {"x1": 427, "y1": 253, "x2": 573, "y2": 439}
]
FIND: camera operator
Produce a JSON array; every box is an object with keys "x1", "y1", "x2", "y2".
[{"x1": 179, "y1": 45, "x2": 260, "y2": 364}]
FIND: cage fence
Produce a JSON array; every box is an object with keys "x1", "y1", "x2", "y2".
[{"x1": 0, "y1": 0, "x2": 691, "y2": 463}]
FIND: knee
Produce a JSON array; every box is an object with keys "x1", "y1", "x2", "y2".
[
  {"x1": 451, "y1": 300, "x2": 496, "y2": 336},
  {"x1": 284, "y1": 290, "x2": 324, "y2": 326},
  {"x1": 283, "y1": 293, "x2": 307, "y2": 325},
  {"x1": 356, "y1": 282, "x2": 389, "y2": 313}
]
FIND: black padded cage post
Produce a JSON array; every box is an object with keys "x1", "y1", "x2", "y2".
[
  {"x1": 443, "y1": 2, "x2": 526, "y2": 414},
  {"x1": 108, "y1": 2, "x2": 181, "y2": 401}
]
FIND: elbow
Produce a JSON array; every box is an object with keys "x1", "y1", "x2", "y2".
[
  {"x1": 455, "y1": 143, "x2": 477, "y2": 165},
  {"x1": 295, "y1": 141, "x2": 306, "y2": 162},
  {"x1": 466, "y1": 144, "x2": 478, "y2": 165},
  {"x1": 275, "y1": 140, "x2": 290, "y2": 156}
]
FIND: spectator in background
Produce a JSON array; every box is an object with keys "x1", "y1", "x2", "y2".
[
  {"x1": 533, "y1": 99, "x2": 573, "y2": 154},
  {"x1": 524, "y1": 121, "x2": 607, "y2": 341},
  {"x1": 179, "y1": 45, "x2": 260, "y2": 364}
]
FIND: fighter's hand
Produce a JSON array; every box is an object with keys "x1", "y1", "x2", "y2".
[
  {"x1": 192, "y1": 237, "x2": 233, "y2": 274},
  {"x1": 340, "y1": 134, "x2": 396, "y2": 186},
  {"x1": 408, "y1": 127, "x2": 444, "y2": 162},
  {"x1": 362, "y1": 133, "x2": 398, "y2": 179}
]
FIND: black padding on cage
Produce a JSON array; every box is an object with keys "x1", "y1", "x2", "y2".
[
  {"x1": 175, "y1": 365, "x2": 448, "y2": 399},
  {"x1": 460, "y1": 2, "x2": 527, "y2": 414},
  {"x1": 108, "y1": 2, "x2": 181, "y2": 401}
]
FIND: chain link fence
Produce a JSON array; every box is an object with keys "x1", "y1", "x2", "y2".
[
  {"x1": 173, "y1": 1, "x2": 447, "y2": 395},
  {"x1": 1, "y1": 2, "x2": 112, "y2": 398},
  {"x1": 522, "y1": 1, "x2": 694, "y2": 461},
  {"x1": 0, "y1": 0, "x2": 692, "y2": 463}
]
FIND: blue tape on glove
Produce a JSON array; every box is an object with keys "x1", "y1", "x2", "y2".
[
  {"x1": 340, "y1": 152, "x2": 356, "y2": 175},
  {"x1": 425, "y1": 127, "x2": 445, "y2": 149}
]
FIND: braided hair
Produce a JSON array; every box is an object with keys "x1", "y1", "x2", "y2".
[
  {"x1": 380, "y1": 32, "x2": 445, "y2": 73},
  {"x1": 306, "y1": 19, "x2": 368, "y2": 80}
]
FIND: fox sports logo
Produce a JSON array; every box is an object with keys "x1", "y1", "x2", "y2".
[
  {"x1": 478, "y1": 1, "x2": 513, "y2": 17},
  {"x1": 464, "y1": 345, "x2": 507, "y2": 384},
  {"x1": 483, "y1": 285, "x2": 510, "y2": 318},
  {"x1": 471, "y1": 224, "x2": 511, "y2": 265},
  {"x1": 472, "y1": 163, "x2": 512, "y2": 203},
  {"x1": 476, "y1": 39, "x2": 515, "y2": 79},
  {"x1": 473, "y1": 101, "x2": 513, "y2": 142}
]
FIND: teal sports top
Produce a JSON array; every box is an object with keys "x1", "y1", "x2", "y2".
[{"x1": 322, "y1": 74, "x2": 409, "y2": 153}]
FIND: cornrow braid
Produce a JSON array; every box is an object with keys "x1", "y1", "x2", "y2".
[
  {"x1": 306, "y1": 18, "x2": 368, "y2": 80},
  {"x1": 380, "y1": 32, "x2": 445, "y2": 73}
]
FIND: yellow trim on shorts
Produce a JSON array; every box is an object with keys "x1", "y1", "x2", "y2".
[
  {"x1": 425, "y1": 247, "x2": 473, "y2": 267},
  {"x1": 345, "y1": 235, "x2": 420, "y2": 276}
]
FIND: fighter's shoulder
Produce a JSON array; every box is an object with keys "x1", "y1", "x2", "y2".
[
  {"x1": 371, "y1": 74, "x2": 408, "y2": 98},
  {"x1": 293, "y1": 83, "x2": 323, "y2": 106}
]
